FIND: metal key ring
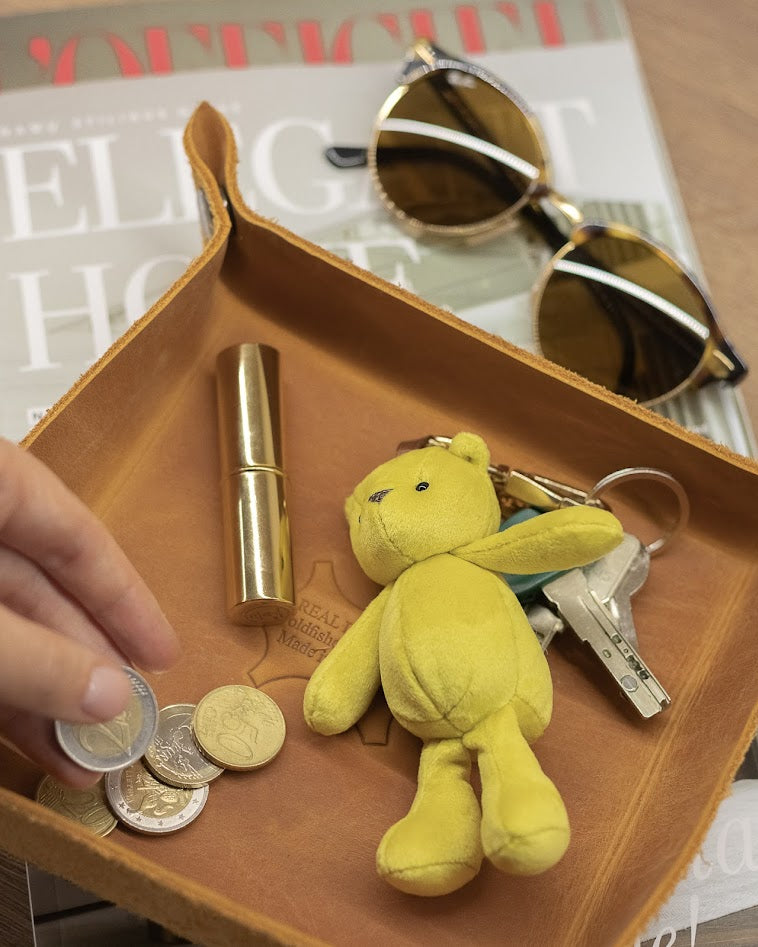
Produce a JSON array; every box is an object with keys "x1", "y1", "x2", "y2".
[{"x1": 586, "y1": 467, "x2": 690, "y2": 557}]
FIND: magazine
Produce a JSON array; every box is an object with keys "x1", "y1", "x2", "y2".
[{"x1": 0, "y1": 0, "x2": 754, "y2": 455}]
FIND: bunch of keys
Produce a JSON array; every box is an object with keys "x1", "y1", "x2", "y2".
[{"x1": 399, "y1": 436, "x2": 690, "y2": 719}]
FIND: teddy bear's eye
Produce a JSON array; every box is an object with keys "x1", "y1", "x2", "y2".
[{"x1": 415, "y1": 482, "x2": 429, "y2": 492}]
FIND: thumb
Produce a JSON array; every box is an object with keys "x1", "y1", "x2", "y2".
[{"x1": 0, "y1": 603, "x2": 132, "y2": 722}]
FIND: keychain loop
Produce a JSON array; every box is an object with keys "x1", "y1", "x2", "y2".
[{"x1": 586, "y1": 467, "x2": 690, "y2": 556}]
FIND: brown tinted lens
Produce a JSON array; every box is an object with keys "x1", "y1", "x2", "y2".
[
  {"x1": 374, "y1": 69, "x2": 544, "y2": 228},
  {"x1": 536, "y1": 231, "x2": 711, "y2": 403}
]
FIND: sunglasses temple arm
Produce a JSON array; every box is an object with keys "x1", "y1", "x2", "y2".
[
  {"x1": 727, "y1": 346, "x2": 749, "y2": 382},
  {"x1": 710, "y1": 336, "x2": 749, "y2": 384},
  {"x1": 324, "y1": 145, "x2": 369, "y2": 169},
  {"x1": 399, "y1": 39, "x2": 459, "y2": 78}
]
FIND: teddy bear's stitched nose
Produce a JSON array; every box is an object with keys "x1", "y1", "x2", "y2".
[{"x1": 368, "y1": 488, "x2": 393, "y2": 503}]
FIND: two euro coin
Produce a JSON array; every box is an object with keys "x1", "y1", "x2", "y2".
[
  {"x1": 105, "y1": 760, "x2": 209, "y2": 834},
  {"x1": 55, "y1": 666, "x2": 158, "y2": 773},
  {"x1": 143, "y1": 703, "x2": 223, "y2": 788}
]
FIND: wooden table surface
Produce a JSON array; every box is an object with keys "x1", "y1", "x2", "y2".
[{"x1": 1, "y1": 1, "x2": 757, "y2": 945}]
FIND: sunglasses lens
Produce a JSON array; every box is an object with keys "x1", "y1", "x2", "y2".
[
  {"x1": 374, "y1": 70, "x2": 544, "y2": 228},
  {"x1": 536, "y1": 231, "x2": 712, "y2": 403}
]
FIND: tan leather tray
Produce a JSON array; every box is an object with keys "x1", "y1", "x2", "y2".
[{"x1": 1, "y1": 103, "x2": 757, "y2": 947}]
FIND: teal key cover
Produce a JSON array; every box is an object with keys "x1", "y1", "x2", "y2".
[{"x1": 500, "y1": 508, "x2": 567, "y2": 602}]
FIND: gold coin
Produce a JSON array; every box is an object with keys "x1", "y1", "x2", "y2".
[
  {"x1": 192, "y1": 685, "x2": 286, "y2": 771},
  {"x1": 36, "y1": 775, "x2": 117, "y2": 837},
  {"x1": 143, "y1": 703, "x2": 224, "y2": 788}
]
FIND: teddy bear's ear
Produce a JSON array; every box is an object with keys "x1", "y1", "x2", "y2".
[{"x1": 448, "y1": 432, "x2": 490, "y2": 470}]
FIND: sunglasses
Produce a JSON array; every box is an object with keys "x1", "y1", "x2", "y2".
[{"x1": 326, "y1": 39, "x2": 747, "y2": 407}]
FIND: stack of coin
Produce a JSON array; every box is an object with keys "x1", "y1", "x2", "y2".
[{"x1": 39, "y1": 671, "x2": 286, "y2": 837}]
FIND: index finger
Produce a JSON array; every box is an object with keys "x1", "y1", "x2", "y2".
[{"x1": 0, "y1": 439, "x2": 180, "y2": 672}]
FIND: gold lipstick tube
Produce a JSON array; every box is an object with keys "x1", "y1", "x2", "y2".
[{"x1": 215, "y1": 343, "x2": 294, "y2": 625}]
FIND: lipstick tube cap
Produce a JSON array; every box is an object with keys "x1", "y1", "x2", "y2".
[{"x1": 216, "y1": 343, "x2": 283, "y2": 475}]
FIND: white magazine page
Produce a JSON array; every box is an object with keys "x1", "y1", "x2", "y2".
[{"x1": 0, "y1": 32, "x2": 754, "y2": 452}]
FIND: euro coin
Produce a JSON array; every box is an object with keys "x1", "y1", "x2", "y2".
[
  {"x1": 105, "y1": 759, "x2": 208, "y2": 834},
  {"x1": 192, "y1": 685, "x2": 285, "y2": 771},
  {"x1": 143, "y1": 703, "x2": 223, "y2": 789},
  {"x1": 36, "y1": 775, "x2": 117, "y2": 837},
  {"x1": 55, "y1": 666, "x2": 158, "y2": 773}
]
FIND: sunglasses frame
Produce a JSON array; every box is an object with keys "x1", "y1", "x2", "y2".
[
  {"x1": 532, "y1": 220, "x2": 743, "y2": 405},
  {"x1": 364, "y1": 38, "x2": 746, "y2": 405},
  {"x1": 366, "y1": 38, "x2": 552, "y2": 242}
]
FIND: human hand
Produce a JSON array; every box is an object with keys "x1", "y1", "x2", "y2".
[{"x1": 0, "y1": 438, "x2": 180, "y2": 786}]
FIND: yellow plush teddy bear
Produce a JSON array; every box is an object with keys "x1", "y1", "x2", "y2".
[{"x1": 303, "y1": 432, "x2": 623, "y2": 896}]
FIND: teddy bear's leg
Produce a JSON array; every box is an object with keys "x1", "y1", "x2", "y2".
[
  {"x1": 463, "y1": 703, "x2": 569, "y2": 875},
  {"x1": 376, "y1": 737, "x2": 482, "y2": 896}
]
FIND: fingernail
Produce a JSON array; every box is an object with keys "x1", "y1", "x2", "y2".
[{"x1": 81, "y1": 666, "x2": 131, "y2": 720}]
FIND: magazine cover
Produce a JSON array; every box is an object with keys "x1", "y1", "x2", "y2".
[
  {"x1": 1, "y1": 4, "x2": 757, "y2": 944},
  {"x1": 0, "y1": 0, "x2": 754, "y2": 454}
]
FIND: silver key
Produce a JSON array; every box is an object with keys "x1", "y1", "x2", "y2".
[
  {"x1": 525, "y1": 535, "x2": 649, "y2": 652},
  {"x1": 581, "y1": 533, "x2": 649, "y2": 649},
  {"x1": 524, "y1": 536, "x2": 647, "y2": 653},
  {"x1": 538, "y1": 541, "x2": 670, "y2": 718}
]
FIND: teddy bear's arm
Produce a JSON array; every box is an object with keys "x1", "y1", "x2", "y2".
[
  {"x1": 453, "y1": 506, "x2": 623, "y2": 574},
  {"x1": 303, "y1": 584, "x2": 390, "y2": 736}
]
